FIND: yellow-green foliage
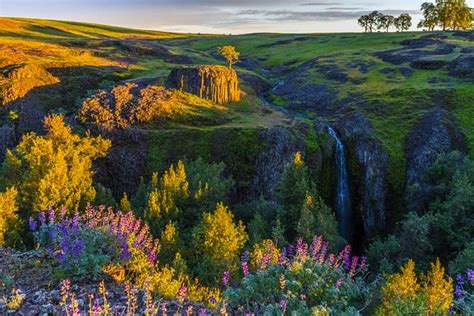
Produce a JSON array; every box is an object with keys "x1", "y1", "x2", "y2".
[
  {"x1": 196, "y1": 203, "x2": 247, "y2": 263},
  {"x1": 193, "y1": 203, "x2": 248, "y2": 283},
  {"x1": 217, "y1": 46, "x2": 240, "y2": 70},
  {"x1": 378, "y1": 258, "x2": 453, "y2": 315},
  {"x1": 0, "y1": 187, "x2": 18, "y2": 246},
  {"x1": 1, "y1": 114, "x2": 111, "y2": 213},
  {"x1": 250, "y1": 239, "x2": 281, "y2": 270},
  {"x1": 421, "y1": 258, "x2": 454, "y2": 314},
  {"x1": 145, "y1": 161, "x2": 188, "y2": 228}
]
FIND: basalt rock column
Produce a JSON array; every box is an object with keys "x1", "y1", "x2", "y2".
[{"x1": 167, "y1": 65, "x2": 240, "y2": 104}]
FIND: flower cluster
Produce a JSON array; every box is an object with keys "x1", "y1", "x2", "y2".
[
  {"x1": 29, "y1": 205, "x2": 160, "y2": 279},
  {"x1": 225, "y1": 236, "x2": 372, "y2": 314},
  {"x1": 453, "y1": 268, "x2": 474, "y2": 314}
]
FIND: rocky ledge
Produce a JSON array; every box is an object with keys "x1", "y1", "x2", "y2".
[
  {"x1": 0, "y1": 248, "x2": 210, "y2": 315},
  {"x1": 167, "y1": 65, "x2": 240, "y2": 104}
]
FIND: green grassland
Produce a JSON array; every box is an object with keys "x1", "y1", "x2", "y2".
[{"x1": 1, "y1": 17, "x2": 473, "y2": 192}]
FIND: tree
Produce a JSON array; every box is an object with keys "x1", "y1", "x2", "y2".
[
  {"x1": 278, "y1": 152, "x2": 311, "y2": 238},
  {"x1": 271, "y1": 216, "x2": 287, "y2": 248},
  {"x1": 248, "y1": 212, "x2": 266, "y2": 245},
  {"x1": 421, "y1": 258, "x2": 453, "y2": 314},
  {"x1": 0, "y1": 187, "x2": 19, "y2": 247},
  {"x1": 192, "y1": 203, "x2": 247, "y2": 285},
  {"x1": 138, "y1": 158, "x2": 234, "y2": 236},
  {"x1": 378, "y1": 14, "x2": 395, "y2": 32},
  {"x1": 436, "y1": 0, "x2": 456, "y2": 30},
  {"x1": 218, "y1": 46, "x2": 239, "y2": 70},
  {"x1": 418, "y1": 2, "x2": 439, "y2": 31},
  {"x1": 378, "y1": 259, "x2": 453, "y2": 315},
  {"x1": 451, "y1": 0, "x2": 473, "y2": 30},
  {"x1": 1, "y1": 114, "x2": 111, "y2": 214},
  {"x1": 394, "y1": 13, "x2": 413, "y2": 32},
  {"x1": 367, "y1": 11, "x2": 382, "y2": 32},
  {"x1": 358, "y1": 15, "x2": 370, "y2": 32},
  {"x1": 378, "y1": 259, "x2": 421, "y2": 315},
  {"x1": 119, "y1": 193, "x2": 132, "y2": 212}
]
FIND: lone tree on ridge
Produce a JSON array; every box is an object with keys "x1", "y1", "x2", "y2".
[{"x1": 218, "y1": 46, "x2": 239, "y2": 70}]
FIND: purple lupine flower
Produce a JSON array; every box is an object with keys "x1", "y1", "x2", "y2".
[
  {"x1": 296, "y1": 238, "x2": 305, "y2": 257},
  {"x1": 72, "y1": 239, "x2": 85, "y2": 256},
  {"x1": 38, "y1": 212, "x2": 46, "y2": 225},
  {"x1": 56, "y1": 251, "x2": 65, "y2": 263},
  {"x1": 278, "y1": 253, "x2": 285, "y2": 265},
  {"x1": 72, "y1": 213, "x2": 79, "y2": 229},
  {"x1": 29, "y1": 217, "x2": 37, "y2": 231},
  {"x1": 343, "y1": 245, "x2": 352, "y2": 270},
  {"x1": 60, "y1": 207, "x2": 67, "y2": 220},
  {"x1": 455, "y1": 285, "x2": 464, "y2": 300},
  {"x1": 147, "y1": 248, "x2": 157, "y2": 267},
  {"x1": 310, "y1": 236, "x2": 322, "y2": 259},
  {"x1": 262, "y1": 254, "x2": 270, "y2": 268},
  {"x1": 328, "y1": 254, "x2": 335, "y2": 266},
  {"x1": 336, "y1": 277, "x2": 344, "y2": 288},
  {"x1": 48, "y1": 208, "x2": 55, "y2": 224},
  {"x1": 121, "y1": 241, "x2": 131, "y2": 261},
  {"x1": 279, "y1": 299, "x2": 287, "y2": 311},
  {"x1": 359, "y1": 256, "x2": 367, "y2": 272},
  {"x1": 467, "y1": 268, "x2": 474, "y2": 283},
  {"x1": 93, "y1": 299, "x2": 102, "y2": 314},
  {"x1": 222, "y1": 270, "x2": 230, "y2": 286},
  {"x1": 242, "y1": 261, "x2": 249, "y2": 277},
  {"x1": 350, "y1": 256, "x2": 359, "y2": 276},
  {"x1": 319, "y1": 241, "x2": 328, "y2": 264},
  {"x1": 199, "y1": 307, "x2": 207, "y2": 316},
  {"x1": 287, "y1": 244, "x2": 295, "y2": 258},
  {"x1": 177, "y1": 284, "x2": 187, "y2": 302}
]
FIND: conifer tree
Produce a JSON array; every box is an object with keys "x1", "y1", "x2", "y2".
[{"x1": 272, "y1": 216, "x2": 287, "y2": 248}]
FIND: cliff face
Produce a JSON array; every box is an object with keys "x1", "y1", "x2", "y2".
[
  {"x1": 167, "y1": 65, "x2": 240, "y2": 104},
  {"x1": 404, "y1": 108, "x2": 466, "y2": 212},
  {"x1": 336, "y1": 111, "x2": 390, "y2": 238}
]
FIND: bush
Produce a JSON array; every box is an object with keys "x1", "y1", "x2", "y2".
[
  {"x1": 377, "y1": 258, "x2": 453, "y2": 315},
  {"x1": 224, "y1": 236, "x2": 373, "y2": 314},
  {"x1": 29, "y1": 205, "x2": 219, "y2": 306},
  {"x1": 30, "y1": 206, "x2": 158, "y2": 281}
]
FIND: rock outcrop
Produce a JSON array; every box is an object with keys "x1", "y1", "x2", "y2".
[
  {"x1": 167, "y1": 65, "x2": 240, "y2": 104},
  {"x1": 0, "y1": 124, "x2": 15, "y2": 162},
  {"x1": 250, "y1": 127, "x2": 305, "y2": 200},
  {"x1": 404, "y1": 108, "x2": 466, "y2": 212}
]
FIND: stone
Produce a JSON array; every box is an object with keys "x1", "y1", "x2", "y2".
[{"x1": 167, "y1": 65, "x2": 240, "y2": 104}]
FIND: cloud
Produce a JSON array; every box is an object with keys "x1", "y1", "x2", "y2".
[
  {"x1": 236, "y1": 8, "x2": 420, "y2": 21},
  {"x1": 300, "y1": 2, "x2": 345, "y2": 6}
]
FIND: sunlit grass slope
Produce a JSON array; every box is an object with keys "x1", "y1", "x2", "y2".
[{"x1": 0, "y1": 17, "x2": 185, "y2": 39}]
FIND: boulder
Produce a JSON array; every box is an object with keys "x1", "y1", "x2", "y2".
[{"x1": 167, "y1": 65, "x2": 240, "y2": 104}]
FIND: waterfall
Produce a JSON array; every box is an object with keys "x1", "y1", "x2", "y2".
[{"x1": 327, "y1": 126, "x2": 351, "y2": 241}]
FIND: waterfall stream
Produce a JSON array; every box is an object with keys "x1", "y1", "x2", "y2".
[{"x1": 327, "y1": 126, "x2": 351, "y2": 241}]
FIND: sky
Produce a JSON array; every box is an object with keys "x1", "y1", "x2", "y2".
[{"x1": 0, "y1": 0, "x2": 465, "y2": 34}]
